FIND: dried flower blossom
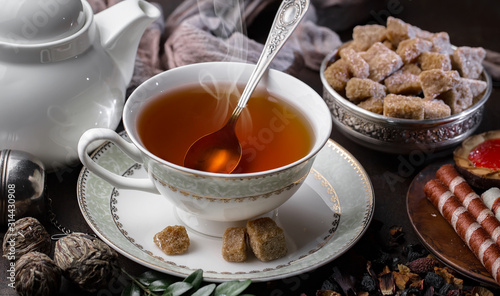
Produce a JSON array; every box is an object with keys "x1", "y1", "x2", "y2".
[
  {"x1": 2, "y1": 217, "x2": 51, "y2": 261},
  {"x1": 15, "y1": 251, "x2": 61, "y2": 296},
  {"x1": 54, "y1": 232, "x2": 119, "y2": 292},
  {"x1": 407, "y1": 256, "x2": 439, "y2": 274}
]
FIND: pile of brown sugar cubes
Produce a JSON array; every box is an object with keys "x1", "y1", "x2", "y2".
[{"x1": 324, "y1": 17, "x2": 488, "y2": 120}]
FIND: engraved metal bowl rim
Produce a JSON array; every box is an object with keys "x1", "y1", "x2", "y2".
[{"x1": 319, "y1": 46, "x2": 493, "y2": 129}]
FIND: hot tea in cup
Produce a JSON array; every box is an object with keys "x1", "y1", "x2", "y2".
[
  {"x1": 78, "y1": 62, "x2": 332, "y2": 236},
  {"x1": 137, "y1": 82, "x2": 313, "y2": 174}
]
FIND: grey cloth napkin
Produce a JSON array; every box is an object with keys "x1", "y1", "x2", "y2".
[{"x1": 162, "y1": 0, "x2": 342, "y2": 74}]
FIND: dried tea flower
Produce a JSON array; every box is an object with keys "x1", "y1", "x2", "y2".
[
  {"x1": 2, "y1": 217, "x2": 51, "y2": 261},
  {"x1": 54, "y1": 232, "x2": 120, "y2": 292},
  {"x1": 407, "y1": 257, "x2": 439, "y2": 274},
  {"x1": 15, "y1": 251, "x2": 61, "y2": 296}
]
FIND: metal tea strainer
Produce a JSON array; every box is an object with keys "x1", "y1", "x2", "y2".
[{"x1": 0, "y1": 149, "x2": 46, "y2": 227}]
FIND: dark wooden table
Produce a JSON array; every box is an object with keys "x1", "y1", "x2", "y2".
[{"x1": 2, "y1": 0, "x2": 500, "y2": 295}]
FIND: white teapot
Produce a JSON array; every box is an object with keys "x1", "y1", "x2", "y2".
[{"x1": 0, "y1": 0, "x2": 160, "y2": 170}]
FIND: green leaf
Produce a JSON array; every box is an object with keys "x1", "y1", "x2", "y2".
[
  {"x1": 149, "y1": 279, "x2": 173, "y2": 292},
  {"x1": 137, "y1": 270, "x2": 173, "y2": 286},
  {"x1": 214, "y1": 280, "x2": 252, "y2": 296},
  {"x1": 121, "y1": 282, "x2": 142, "y2": 296},
  {"x1": 190, "y1": 284, "x2": 216, "y2": 296},
  {"x1": 183, "y1": 269, "x2": 203, "y2": 290},
  {"x1": 166, "y1": 282, "x2": 193, "y2": 296}
]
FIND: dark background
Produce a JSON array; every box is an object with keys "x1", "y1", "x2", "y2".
[{"x1": 1, "y1": 0, "x2": 500, "y2": 295}]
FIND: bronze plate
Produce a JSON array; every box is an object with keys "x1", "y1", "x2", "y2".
[{"x1": 407, "y1": 160, "x2": 498, "y2": 287}]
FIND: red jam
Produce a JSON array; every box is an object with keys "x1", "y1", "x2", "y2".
[{"x1": 468, "y1": 139, "x2": 500, "y2": 170}]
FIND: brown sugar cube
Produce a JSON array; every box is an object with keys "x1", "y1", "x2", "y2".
[
  {"x1": 339, "y1": 47, "x2": 369, "y2": 78},
  {"x1": 383, "y1": 94, "x2": 424, "y2": 119},
  {"x1": 344, "y1": 40, "x2": 364, "y2": 52},
  {"x1": 419, "y1": 69, "x2": 460, "y2": 100},
  {"x1": 419, "y1": 52, "x2": 452, "y2": 71},
  {"x1": 360, "y1": 42, "x2": 403, "y2": 82},
  {"x1": 222, "y1": 227, "x2": 247, "y2": 262},
  {"x1": 429, "y1": 32, "x2": 453, "y2": 54},
  {"x1": 154, "y1": 225, "x2": 190, "y2": 255},
  {"x1": 437, "y1": 80, "x2": 473, "y2": 114},
  {"x1": 396, "y1": 38, "x2": 433, "y2": 64},
  {"x1": 247, "y1": 217, "x2": 287, "y2": 262},
  {"x1": 452, "y1": 46, "x2": 487, "y2": 79},
  {"x1": 382, "y1": 40, "x2": 395, "y2": 51},
  {"x1": 345, "y1": 78, "x2": 387, "y2": 103},
  {"x1": 462, "y1": 78, "x2": 488, "y2": 98},
  {"x1": 323, "y1": 59, "x2": 351, "y2": 92},
  {"x1": 357, "y1": 97, "x2": 384, "y2": 114},
  {"x1": 352, "y1": 24, "x2": 387, "y2": 51},
  {"x1": 423, "y1": 99, "x2": 451, "y2": 119},
  {"x1": 386, "y1": 17, "x2": 417, "y2": 47},
  {"x1": 384, "y1": 71, "x2": 421, "y2": 95},
  {"x1": 415, "y1": 27, "x2": 434, "y2": 40},
  {"x1": 400, "y1": 63, "x2": 422, "y2": 75}
]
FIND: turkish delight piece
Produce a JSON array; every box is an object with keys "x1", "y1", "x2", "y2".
[
  {"x1": 423, "y1": 99, "x2": 451, "y2": 119},
  {"x1": 357, "y1": 97, "x2": 384, "y2": 114},
  {"x1": 222, "y1": 227, "x2": 247, "y2": 262},
  {"x1": 323, "y1": 59, "x2": 351, "y2": 92},
  {"x1": 396, "y1": 38, "x2": 433, "y2": 64},
  {"x1": 339, "y1": 47, "x2": 369, "y2": 78},
  {"x1": 419, "y1": 52, "x2": 452, "y2": 71},
  {"x1": 352, "y1": 24, "x2": 387, "y2": 51},
  {"x1": 360, "y1": 42, "x2": 403, "y2": 82},
  {"x1": 419, "y1": 69, "x2": 460, "y2": 100},
  {"x1": 345, "y1": 77, "x2": 387, "y2": 103},
  {"x1": 383, "y1": 94, "x2": 424, "y2": 119},
  {"x1": 452, "y1": 46, "x2": 487, "y2": 79},
  {"x1": 247, "y1": 218, "x2": 287, "y2": 262}
]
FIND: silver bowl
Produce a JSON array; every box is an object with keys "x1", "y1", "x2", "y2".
[{"x1": 319, "y1": 49, "x2": 492, "y2": 154}]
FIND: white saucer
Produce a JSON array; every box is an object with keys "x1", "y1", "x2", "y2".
[{"x1": 77, "y1": 135, "x2": 374, "y2": 282}]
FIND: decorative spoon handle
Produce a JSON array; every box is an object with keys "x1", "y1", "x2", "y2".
[{"x1": 227, "y1": 0, "x2": 310, "y2": 126}]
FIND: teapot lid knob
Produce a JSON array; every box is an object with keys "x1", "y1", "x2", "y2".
[{"x1": 0, "y1": 0, "x2": 85, "y2": 44}]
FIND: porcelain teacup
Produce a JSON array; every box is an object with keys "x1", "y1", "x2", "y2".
[{"x1": 78, "y1": 62, "x2": 332, "y2": 236}]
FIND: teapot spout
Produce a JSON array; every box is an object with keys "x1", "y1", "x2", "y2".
[{"x1": 94, "y1": 0, "x2": 161, "y2": 83}]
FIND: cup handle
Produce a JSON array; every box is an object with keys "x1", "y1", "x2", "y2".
[{"x1": 78, "y1": 128, "x2": 159, "y2": 194}]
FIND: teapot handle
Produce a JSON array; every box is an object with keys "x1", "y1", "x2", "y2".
[{"x1": 78, "y1": 128, "x2": 159, "y2": 194}]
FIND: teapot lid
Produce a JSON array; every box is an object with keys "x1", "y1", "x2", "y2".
[{"x1": 0, "y1": 0, "x2": 85, "y2": 44}]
